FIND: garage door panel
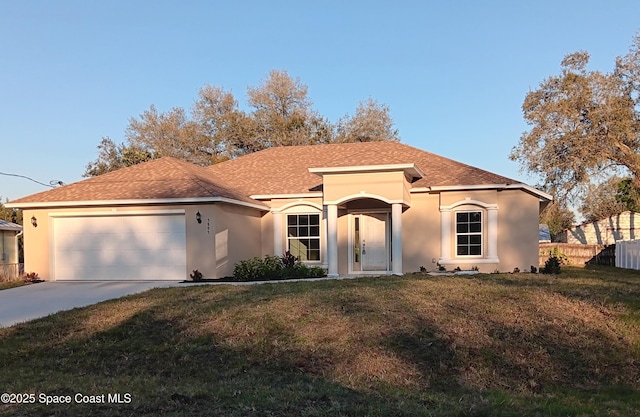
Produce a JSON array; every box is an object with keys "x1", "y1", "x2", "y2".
[{"x1": 53, "y1": 214, "x2": 186, "y2": 280}]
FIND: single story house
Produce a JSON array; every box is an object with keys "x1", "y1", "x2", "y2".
[
  {"x1": 7, "y1": 142, "x2": 552, "y2": 280},
  {"x1": 558, "y1": 211, "x2": 640, "y2": 245},
  {"x1": 0, "y1": 219, "x2": 23, "y2": 279}
]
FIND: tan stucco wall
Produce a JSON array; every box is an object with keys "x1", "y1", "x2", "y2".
[
  {"x1": 186, "y1": 205, "x2": 216, "y2": 279},
  {"x1": 261, "y1": 211, "x2": 274, "y2": 258},
  {"x1": 21, "y1": 203, "x2": 263, "y2": 281},
  {"x1": 212, "y1": 203, "x2": 263, "y2": 278},
  {"x1": 440, "y1": 190, "x2": 498, "y2": 206},
  {"x1": 322, "y1": 172, "x2": 410, "y2": 204},
  {"x1": 254, "y1": 187, "x2": 541, "y2": 275},
  {"x1": 402, "y1": 193, "x2": 441, "y2": 272},
  {"x1": 22, "y1": 185, "x2": 541, "y2": 280},
  {"x1": 401, "y1": 189, "x2": 540, "y2": 274},
  {"x1": 496, "y1": 190, "x2": 540, "y2": 272},
  {"x1": 22, "y1": 208, "x2": 50, "y2": 278}
]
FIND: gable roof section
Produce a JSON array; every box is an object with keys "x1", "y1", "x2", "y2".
[
  {"x1": 207, "y1": 141, "x2": 521, "y2": 196},
  {"x1": 9, "y1": 142, "x2": 550, "y2": 208},
  {"x1": 8, "y1": 157, "x2": 264, "y2": 208}
]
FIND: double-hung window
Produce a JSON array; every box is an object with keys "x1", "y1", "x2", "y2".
[
  {"x1": 287, "y1": 214, "x2": 320, "y2": 261},
  {"x1": 456, "y1": 211, "x2": 482, "y2": 256}
]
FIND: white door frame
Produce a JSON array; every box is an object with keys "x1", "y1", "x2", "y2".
[{"x1": 347, "y1": 210, "x2": 390, "y2": 275}]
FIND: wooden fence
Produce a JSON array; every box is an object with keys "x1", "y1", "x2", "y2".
[
  {"x1": 0, "y1": 263, "x2": 24, "y2": 281},
  {"x1": 539, "y1": 243, "x2": 615, "y2": 266}
]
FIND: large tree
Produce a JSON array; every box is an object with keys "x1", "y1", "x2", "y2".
[
  {"x1": 539, "y1": 201, "x2": 575, "y2": 242},
  {"x1": 85, "y1": 71, "x2": 398, "y2": 176},
  {"x1": 510, "y1": 33, "x2": 640, "y2": 200},
  {"x1": 334, "y1": 98, "x2": 400, "y2": 143},
  {"x1": 0, "y1": 197, "x2": 22, "y2": 225},
  {"x1": 84, "y1": 137, "x2": 155, "y2": 177},
  {"x1": 247, "y1": 70, "x2": 332, "y2": 148},
  {"x1": 579, "y1": 177, "x2": 630, "y2": 222}
]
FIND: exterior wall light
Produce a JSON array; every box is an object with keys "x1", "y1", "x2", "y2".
[
  {"x1": 196, "y1": 211, "x2": 202, "y2": 224},
  {"x1": 31, "y1": 216, "x2": 38, "y2": 228}
]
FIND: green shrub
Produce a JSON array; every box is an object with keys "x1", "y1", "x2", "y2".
[
  {"x1": 233, "y1": 255, "x2": 326, "y2": 281},
  {"x1": 542, "y1": 254, "x2": 562, "y2": 274}
]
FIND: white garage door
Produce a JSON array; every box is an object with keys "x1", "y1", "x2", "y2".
[{"x1": 52, "y1": 213, "x2": 186, "y2": 280}]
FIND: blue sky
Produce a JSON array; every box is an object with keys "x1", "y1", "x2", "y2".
[{"x1": 1, "y1": 0, "x2": 639, "y2": 202}]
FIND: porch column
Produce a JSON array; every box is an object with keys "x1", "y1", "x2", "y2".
[
  {"x1": 273, "y1": 211, "x2": 283, "y2": 255},
  {"x1": 392, "y1": 203, "x2": 403, "y2": 275},
  {"x1": 327, "y1": 204, "x2": 338, "y2": 277},
  {"x1": 440, "y1": 208, "x2": 452, "y2": 263}
]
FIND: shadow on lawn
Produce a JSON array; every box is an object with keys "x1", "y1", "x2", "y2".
[{"x1": 2, "y1": 275, "x2": 640, "y2": 416}]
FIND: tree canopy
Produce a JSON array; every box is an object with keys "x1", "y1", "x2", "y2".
[
  {"x1": 510, "y1": 33, "x2": 640, "y2": 201},
  {"x1": 0, "y1": 197, "x2": 22, "y2": 225},
  {"x1": 539, "y1": 201, "x2": 575, "y2": 242},
  {"x1": 85, "y1": 70, "x2": 399, "y2": 176}
]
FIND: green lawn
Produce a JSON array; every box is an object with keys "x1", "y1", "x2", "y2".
[{"x1": 1, "y1": 265, "x2": 639, "y2": 416}]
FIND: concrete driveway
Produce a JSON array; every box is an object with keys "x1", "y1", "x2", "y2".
[{"x1": 0, "y1": 281, "x2": 177, "y2": 328}]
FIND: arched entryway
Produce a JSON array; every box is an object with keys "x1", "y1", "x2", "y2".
[{"x1": 343, "y1": 198, "x2": 392, "y2": 274}]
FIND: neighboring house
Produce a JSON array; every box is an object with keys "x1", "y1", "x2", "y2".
[
  {"x1": 0, "y1": 220, "x2": 23, "y2": 279},
  {"x1": 558, "y1": 211, "x2": 640, "y2": 245},
  {"x1": 7, "y1": 142, "x2": 552, "y2": 281},
  {"x1": 539, "y1": 224, "x2": 551, "y2": 243}
]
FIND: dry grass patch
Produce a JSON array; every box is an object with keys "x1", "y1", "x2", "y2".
[{"x1": 1, "y1": 266, "x2": 639, "y2": 416}]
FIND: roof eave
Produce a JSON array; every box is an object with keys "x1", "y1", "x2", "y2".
[
  {"x1": 309, "y1": 163, "x2": 424, "y2": 180},
  {"x1": 6, "y1": 197, "x2": 269, "y2": 211},
  {"x1": 250, "y1": 192, "x2": 324, "y2": 200},
  {"x1": 411, "y1": 183, "x2": 553, "y2": 202}
]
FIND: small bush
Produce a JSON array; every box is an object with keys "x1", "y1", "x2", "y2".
[
  {"x1": 233, "y1": 255, "x2": 326, "y2": 281},
  {"x1": 542, "y1": 255, "x2": 562, "y2": 274},
  {"x1": 23, "y1": 272, "x2": 43, "y2": 283},
  {"x1": 190, "y1": 269, "x2": 203, "y2": 281}
]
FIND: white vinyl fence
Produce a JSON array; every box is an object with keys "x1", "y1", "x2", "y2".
[{"x1": 615, "y1": 240, "x2": 640, "y2": 270}]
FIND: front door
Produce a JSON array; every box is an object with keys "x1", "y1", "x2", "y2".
[{"x1": 352, "y1": 213, "x2": 389, "y2": 272}]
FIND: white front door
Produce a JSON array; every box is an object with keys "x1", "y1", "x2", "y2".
[{"x1": 353, "y1": 213, "x2": 389, "y2": 272}]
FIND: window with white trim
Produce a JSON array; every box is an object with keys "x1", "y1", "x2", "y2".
[
  {"x1": 456, "y1": 211, "x2": 482, "y2": 256},
  {"x1": 287, "y1": 214, "x2": 320, "y2": 261}
]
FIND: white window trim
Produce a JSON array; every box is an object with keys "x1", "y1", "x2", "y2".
[
  {"x1": 455, "y1": 210, "x2": 483, "y2": 258},
  {"x1": 440, "y1": 199, "x2": 499, "y2": 265},
  {"x1": 286, "y1": 213, "x2": 322, "y2": 264}
]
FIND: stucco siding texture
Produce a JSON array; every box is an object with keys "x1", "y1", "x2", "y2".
[
  {"x1": 213, "y1": 204, "x2": 263, "y2": 278},
  {"x1": 497, "y1": 190, "x2": 540, "y2": 272},
  {"x1": 402, "y1": 193, "x2": 441, "y2": 272}
]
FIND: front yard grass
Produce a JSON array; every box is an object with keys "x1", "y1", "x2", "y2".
[
  {"x1": 1, "y1": 265, "x2": 639, "y2": 416},
  {"x1": 0, "y1": 280, "x2": 26, "y2": 291}
]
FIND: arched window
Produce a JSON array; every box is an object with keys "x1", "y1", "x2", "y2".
[{"x1": 440, "y1": 199, "x2": 498, "y2": 264}]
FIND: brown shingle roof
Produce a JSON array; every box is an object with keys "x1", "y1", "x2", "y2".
[
  {"x1": 10, "y1": 142, "x2": 521, "y2": 206},
  {"x1": 207, "y1": 141, "x2": 519, "y2": 195},
  {"x1": 9, "y1": 157, "x2": 257, "y2": 205}
]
